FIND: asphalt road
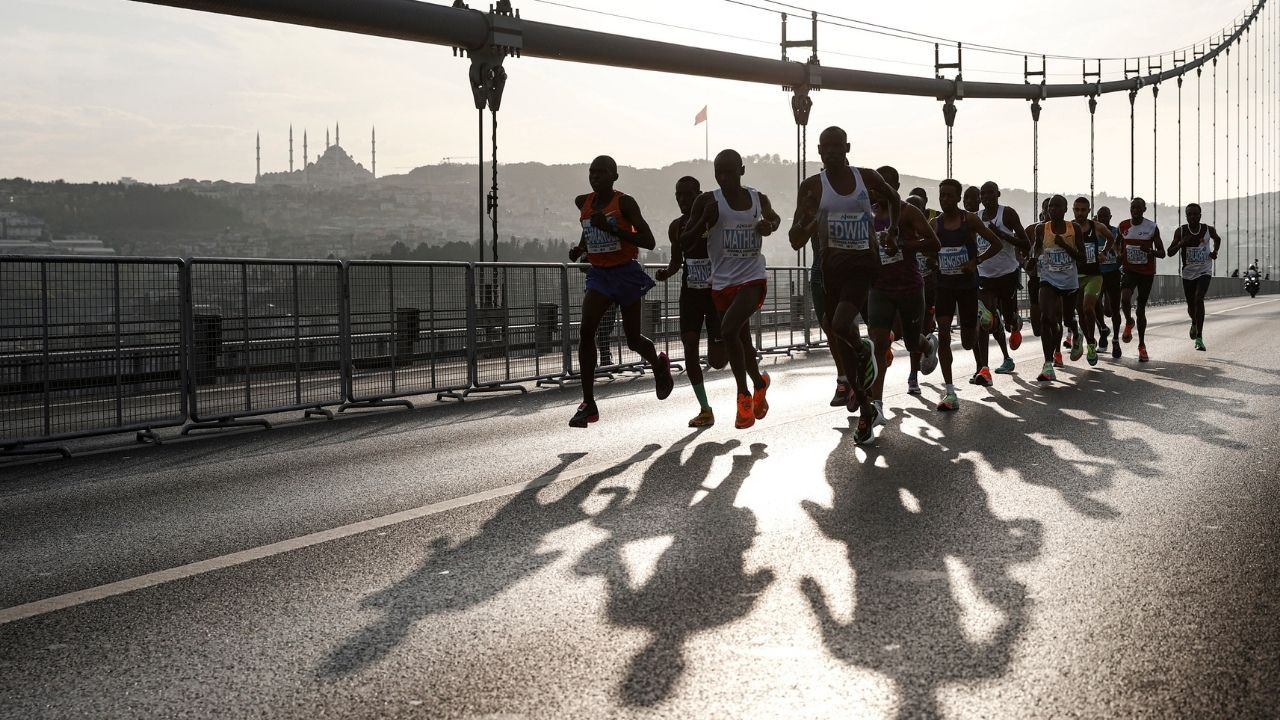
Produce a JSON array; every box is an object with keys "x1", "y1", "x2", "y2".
[{"x1": 2, "y1": 296, "x2": 1278, "y2": 719}]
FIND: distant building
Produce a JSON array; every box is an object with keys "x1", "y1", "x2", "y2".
[
  {"x1": 0, "y1": 211, "x2": 46, "y2": 242},
  {"x1": 0, "y1": 215, "x2": 115, "y2": 255},
  {"x1": 257, "y1": 124, "x2": 377, "y2": 189}
]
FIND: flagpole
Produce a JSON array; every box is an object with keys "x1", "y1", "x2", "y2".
[{"x1": 704, "y1": 117, "x2": 708, "y2": 163}]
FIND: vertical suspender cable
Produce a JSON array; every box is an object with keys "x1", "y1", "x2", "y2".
[
  {"x1": 1237, "y1": 37, "x2": 1241, "y2": 271},
  {"x1": 478, "y1": 108, "x2": 485, "y2": 263},
  {"x1": 1154, "y1": 82, "x2": 1160, "y2": 226},
  {"x1": 1214, "y1": 56, "x2": 1218, "y2": 236},
  {"x1": 1032, "y1": 100, "x2": 1041, "y2": 219},
  {"x1": 1178, "y1": 74, "x2": 1183, "y2": 227},
  {"x1": 1227, "y1": 47, "x2": 1231, "y2": 271},
  {"x1": 1129, "y1": 88, "x2": 1137, "y2": 200},
  {"x1": 1089, "y1": 95, "x2": 1097, "y2": 211}
]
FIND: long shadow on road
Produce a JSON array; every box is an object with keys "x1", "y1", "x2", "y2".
[
  {"x1": 803, "y1": 417, "x2": 1044, "y2": 719},
  {"x1": 317, "y1": 444, "x2": 660, "y2": 678},
  {"x1": 574, "y1": 433, "x2": 771, "y2": 706}
]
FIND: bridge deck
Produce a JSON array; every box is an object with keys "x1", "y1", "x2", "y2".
[{"x1": 2, "y1": 296, "x2": 1278, "y2": 718}]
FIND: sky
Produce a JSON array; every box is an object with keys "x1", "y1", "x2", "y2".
[{"x1": 4, "y1": 0, "x2": 1276, "y2": 204}]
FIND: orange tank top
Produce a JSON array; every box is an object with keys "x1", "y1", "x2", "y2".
[{"x1": 580, "y1": 191, "x2": 639, "y2": 267}]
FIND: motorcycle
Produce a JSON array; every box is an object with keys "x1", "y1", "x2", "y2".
[{"x1": 1245, "y1": 272, "x2": 1260, "y2": 298}]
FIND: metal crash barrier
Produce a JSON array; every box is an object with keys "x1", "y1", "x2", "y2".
[
  {"x1": 346, "y1": 261, "x2": 473, "y2": 408},
  {"x1": 3, "y1": 253, "x2": 1274, "y2": 456},
  {"x1": 0, "y1": 256, "x2": 187, "y2": 457},
  {"x1": 184, "y1": 258, "x2": 345, "y2": 433}
]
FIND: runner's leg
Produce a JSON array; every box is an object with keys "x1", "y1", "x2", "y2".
[
  {"x1": 578, "y1": 290, "x2": 612, "y2": 405},
  {"x1": 721, "y1": 285, "x2": 766, "y2": 397}
]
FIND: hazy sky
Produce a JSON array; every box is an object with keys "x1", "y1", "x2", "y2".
[{"x1": 5, "y1": 0, "x2": 1275, "y2": 203}]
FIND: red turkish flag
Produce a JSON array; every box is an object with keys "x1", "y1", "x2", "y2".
[{"x1": 694, "y1": 105, "x2": 707, "y2": 125}]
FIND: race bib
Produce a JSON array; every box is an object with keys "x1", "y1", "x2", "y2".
[
  {"x1": 722, "y1": 222, "x2": 762, "y2": 259},
  {"x1": 684, "y1": 258, "x2": 712, "y2": 289},
  {"x1": 1085, "y1": 243, "x2": 1098, "y2": 264},
  {"x1": 827, "y1": 211, "x2": 872, "y2": 251},
  {"x1": 938, "y1": 246, "x2": 970, "y2": 276},
  {"x1": 877, "y1": 231, "x2": 903, "y2": 265},
  {"x1": 582, "y1": 219, "x2": 621, "y2": 254},
  {"x1": 1185, "y1": 245, "x2": 1210, "y2": 264},
  {"x1": 977, "y1": 235, "x2": 992, "y2": 256},
  {"x1": 1041, "y1": 247, "x2": 1074, "y2": 272},
  {"x1": 1125, "y1": 243, "x2": 1148, "y2": 264}
]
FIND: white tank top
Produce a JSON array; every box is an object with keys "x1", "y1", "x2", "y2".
[
  {"x1": 1122, "y1": 218, "x2": 1159, "y2": 265},
  {"x1": 818, "y1": 168, "x2": 874, "y2": 253},
  {"x1": 977, "y1": 205, "x2": 1021, "y2": 278},
  {"x1": 1179, "y1": 224, "x2": 1214, "y2": 280},
  {"x1": 708, "y1": 187, "x2": 767, "y2": 290}
]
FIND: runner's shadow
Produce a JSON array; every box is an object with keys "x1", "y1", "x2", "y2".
[
  {"x1": 803, "y1": 417, "x2": 1042, "y2": 719},
  {"x1": 575, "y1": 434, "x2": 771, "y2": 707},
  {"x1": 317, "y1": 444, "x2": 660, "y2": 678}
]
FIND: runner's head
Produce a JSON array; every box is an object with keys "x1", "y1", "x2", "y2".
[
  {"x1": 1072, "y1": 196, "x2": 1091, "y2": 223},
  {"x1": 712, "y1": 149, "x2": 744, "y2": 191},
  {"x1": 963, "y1": 185, "x2": 980, "y2": 213},
  {"x1": 1097, "y1": 206, "x2": 1113, "y2": 226},
  {"x1": 675, "y1": 176, "x2": 700, "y2": 215},
  {"x1": 816, "y1": 126, "x2": 850, "y2": 170},
  {"x1": 1039, "y1": 197, "x2": 1050, "y2": 222},
  {"x1": 938, "y1": 178, "x2": 963, "y2": 213},
  {"x1": 910, "y1": 187, "x2": 929, "y2": 204},
  {"x1": 1049, "y1": 195, "x2": 1068, "y2": 222},
  {"x1": 1185, "y1": 202, "x2": 1202, "y2": 225},
  {"x1": 905, "y1": 194, "x2": 927, "y2": 212},
  {"x1": 876, "y1": 165, "x2": 901, "y2": 191},
  {"x1": 979, "y1": 181, "x2": 1000, "y2": 210},
  {"x1": 1130, "y1": 197, "x2": 1147, "y2": 223},
  {"x1": 588, "y1": 155, "x2": 618, "y2": 194}
]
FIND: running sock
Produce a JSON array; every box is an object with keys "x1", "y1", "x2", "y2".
[
  {"x1": 692, "y1": 383, "x2": 710, "y2": 411},
  {"x1": 944, "y1": 383, "x2": 955, "y2": 394}
]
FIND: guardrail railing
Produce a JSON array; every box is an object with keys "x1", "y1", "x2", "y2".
[{"x1": 2, "y1": 254, "x2": 1273, "y2": 457}]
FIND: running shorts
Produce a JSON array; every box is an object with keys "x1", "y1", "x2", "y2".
[
  {"x1": 679, "y1": 286, "x2": 723, "y2": 338},
  {"x1": 1182, "y1": 274, "x2": 1212, "y2": 297},
  {"x1": 822, "y1": 250, "x2": 877, "y2": 321},
  {"x1": 1120, "y1": 271, "x2": 1155, "y2": 294},
  {"x1": 1079, "y1": 274, "x2": 1104, "y2": 299},
  {"x1": 935, "y1": 284, "x2": 978, "y2": 327},
  {"x1": 867, "y1": 286, "x2": 925, "y2": 343},
  {"x1": 712, "y1": 278, "x2": 767, "y2": 313},
  {"x1": 585, "y1": 261, "x2": 655, "y2": 308}
]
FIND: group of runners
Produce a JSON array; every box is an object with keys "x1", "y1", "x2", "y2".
[{"x1": 567, "y1": 127, "x2": 1222, "y2": 444}]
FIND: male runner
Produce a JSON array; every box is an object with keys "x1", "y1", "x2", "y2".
[
  {"x1": 974, "y1": 181, "x2": 1030, "y2": 383},
  {"x1": 1071, "y1": 196, "x2": 1115, "y2": 366},
  {"x1": 903, "y1": 187, "x2": 941, "y2": 394},
  {"x1": 862, "y1": 166, "x2": 941, "y2": 443},
  {"x1": 568, "y1": 155, "x2": 673, "y2": 427},
  {"x1": 1093, "y1": 206, "x2": 1124, "y2": 358},
  {"x1": 789, "y1": 126, "x2": 901, "y2": 425},
  {"x1": 809, "y1": 182, "x2": 848, "y2": 408},
  {"x1": 1118, "y1": 197, "x2": 1166, "y2": 362},
  {"x1": 932, "y1": 178, "x2": 1003, "y2": 411},
  {"x1": 1166, "y1": 202, "x2": 1221, "y2": 351},
  {"x1": 1023, "y1": 197, "x2": 1051, "y2": 340},
  {"x1": 655, "y1": 176, "x2": 727, "y2": 426},
  {"x1": 682, "y1": 149, "x2": 781, "y2": 429},
  {"x1": 1030, "y1": 195, "x2": 1088, "y2": 381}
]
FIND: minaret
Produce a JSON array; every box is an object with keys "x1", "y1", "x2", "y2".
[
  {"x1": 335, "y1": 122, "x2": 340, "y2": 148},
  {"x1": 303, "y1": 130, "x2": 308, "y2": 173},
  {"x1": 325, "y1": 128, "x2": 330, "y2": 148},
  {"x1": 255, "y1": 131, "x2": 261, "y2": 182},
  {"x1": 371, "y1": 126, "x2": 376, "y2": 179},
  {"x1": 289, "y1": 125, "x2": 294, "y2": 173}
]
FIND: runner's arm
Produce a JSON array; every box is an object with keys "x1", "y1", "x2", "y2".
[
  {"x1": 615, "y1": 194, "x2": 656, "y2": 250},
  {"x1": 1208, "y1": 226, "x2": 1222, "y2": 258},
  {"x1": 1150, "y1": 227, "x2": 1167, "y2": 258},
  {"x1": 1166, "y1": 226, "x2": 1185, "y2": 255},
  {"x1": 969, "y1": 212, "x2": 1004, "y2": 263},
  {"x1": 860, "y1": 168, "x2": 901, "y2": 251},
  {"x1": 655, "y1": 218, "x2": 684, "y2": 281},
  {"x1": 681, "y1": 193, "x2": 716, "y2": 253},
  {"x1": 757, "y1": 193, "x2": 782, "y2": 237},
  {"x1": 999, "y1": 206, "x2": 1031, "y2": 252},
  {"x1": 903, "y1": 204, "x2": 940, "y2": 254},
  {"x1": 788, "y1": 176, "x2": 821, "y2": 250},
  {"x1": 1095, "y1": 221, "x2": 1116, "y2": 259},
  {"x1": 569, "y1": 194, "x2": 590, "y2": 261}
]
